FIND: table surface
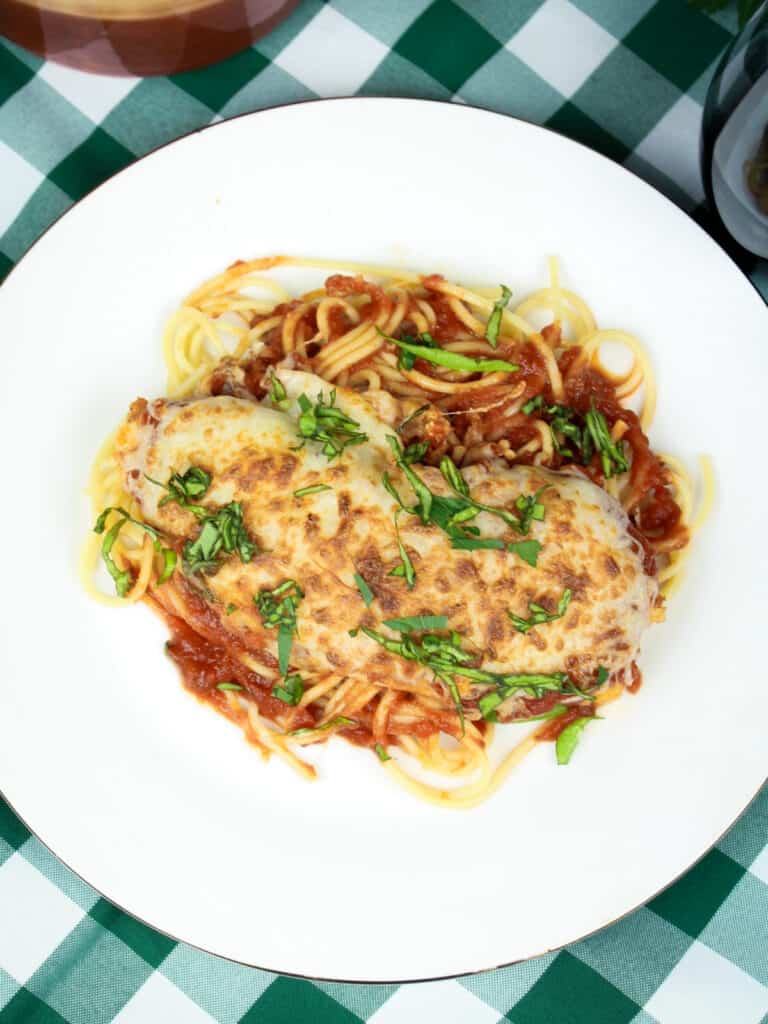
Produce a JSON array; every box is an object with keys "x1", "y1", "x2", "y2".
[{"x1": 1, "y1": 2, "x2": 767, "y2": 1022}]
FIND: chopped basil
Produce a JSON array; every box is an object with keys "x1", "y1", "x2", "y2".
[
  {"x1": 293, "y1": 484, "x2": 333, "y2": 498},
  {"x1": 374, "y1": 742, "x2": 391, "y2": 762},
  {"x1": 479, "y1": 694, "x2": 569, "y2": 725},
  {"x1": 289, "y1": 716, "x2": 356, "y2": 737},
  {"x1": 354, "y1": 572, "x2": 375, "y2": 607},
  {"x1": 93, "y1": 506, "x2": 177, "y2": 596},
  {"x1": 402, "y1": 441, "x2": 429, "y2": 465},
  {"x1": 382, "y1": 615, "x2": 448, "y2": 632},
  {"x1": 183, "y1": 501, "x2": 258, "y2": 575},
  {"x1": 254, "y1": 580, "x2": 303, "y2": 676},
  {"x1": 295, "y1": 389, "x2": 368, "y2": 460},
  {"x1": 508, "y1": 539, "x2": 541, "y2": 567},
  {"x1": 225, "y1": 603, "x2": 237, "y2": 615},
  {"x1": 514, "y1": 487, "x2": 548, "y2": 534},
  {"x1": 522, "y1": 394, "x2": 544, "y2": 415},
  {"x1": 556, "y1": 716, "x2": 595, "y2": 765},
  {"x1": 378, "y1": 328, "x2": 519, "y2": 374},
  {"x1": 485, "y1": 284, "x2": 512, "y2": 348},
  {"x1": 450, "y1": 536, "x2": 505, "y2": 551},
  {"x1": 144, "y1": 465, "x2": 212, "y2": 517},
  {"x1": 272, "y1": 673, "x2": 304, "y2": 706},
  {"x1": 396, "y1": 403, "x2": 430, "y2": 434},
  {"x1": 596, "y1": 665, "x2": 609, "y2": 686},
  {"x1": 585, "y1": 401, "x2": 629, "y2": 478},
  {"x1": 388, "y1": 511, "x2": 416, "y2": 589},
  {"x1": 508, "y1": 588, "x2": 572, "y2": 635},
  {"x1": 216, "y1": 681, "x2": 243, "y2": 692},
  {"x1": 269, "y1": 371, "x2": 288, "y2": 408}
]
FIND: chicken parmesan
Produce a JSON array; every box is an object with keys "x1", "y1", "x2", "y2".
[{"x1": 83, "y1": 257, "x2": 711, "y2": 807}]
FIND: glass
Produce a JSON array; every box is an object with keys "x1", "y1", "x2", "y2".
[
  {"x1": 702, "y1": 1, "x2": 768, "y2": 259},
  {"x1": 0, "y1": 0, "x2": 299, "y2": 76}
]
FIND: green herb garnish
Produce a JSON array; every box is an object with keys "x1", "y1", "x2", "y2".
[
  {"x1": 556, "y1": 716, "x2": 595, "y2": 765},
  {"x1": 485, "y1": 284, "x2": 512, "y2": 348},
  {"x1": 144, "y1": 465, "x2": 211, "y2": 517},
  {"x1": 478, "y1": 696, "x2": 569, "y2": 725},
  {"x1": 217, "y1": 681, "x2": 243, "y2": 692},
  {"x1": 269, "y1": 371, "x2": 289, "y2": 409},
  {"x1": 94, "y1": 507, "x2": 177, "y2": 596},
  {"x1": 382, "y1": 614, "x2": 448, "y2": 632},
  {"x1": 296, "y1": 390, "x2": 368, "y2": 460},
  {"x1": 378, "y1": 328, "x2": 519, "y2": 375},
  {"x1": 508, "y1": 588, "x2": 572, "y2": 635},
  {"x1": 354, "y1": 572, "x2": 375, "y2": 607},
  {"x1": 293, "y1": 484, "x2": 333, "y2": 498},
  {"x1": 183, "y1": 501, "x2": 258, "y2": 575},
  {"x1": 508, "y1": 539, "x2": 541, "y2": 567},
  {"x1": 374, "y1": 742, "x2": 391, "y2": 762},
  {"x1": 522, "y1": 394, "x2": 544, "y2": 415},
  {"x1": 596, "y1": 665, "x2": 609, "y2": 686},
  {"x1": 254, "y1": 580, "x2": 304, "y2": 676},
  {"x1": 225, "y1": 603, "x2": 237, "y2": 615},
  {"x1": 272, "y1": 673, "x2": 304, "y2": 706},
  {"x1": 289, "y1": 716, "x2": 357, "y2": 737},
  {"x1": 450, "y1": 536, "x2": 505, "y2": 551},
  {"x1": 396, "y1": 404, "x2": 430, "y2": 433},
  {"x1": 388, "y1": 511, "x2": 416, "y2": 589},
  {"x1": 514, "y1": 487, "x2": 548, "y2": 533},
  {"x1": 585, "y1": 401, "x2": 628, "y2": 478},
  {"x1": 402, "y1": 441, "x2": 429, "y2": 465}
]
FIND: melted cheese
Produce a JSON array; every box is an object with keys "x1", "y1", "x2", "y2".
[{"x1": 115, "y1": 372, "x2": 656, "y2": 701}]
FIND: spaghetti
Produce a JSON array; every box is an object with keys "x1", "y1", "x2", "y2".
[{"x1": 84, "y1": 257, "x2": 713, "y2": 807}]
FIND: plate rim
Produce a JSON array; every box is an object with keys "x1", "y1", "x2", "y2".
[{"x1": 1, "y1": 95, "x2": 766, "y2": 984}]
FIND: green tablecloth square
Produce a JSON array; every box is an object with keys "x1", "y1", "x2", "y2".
[
  {"x1": 100, "y1": 79, "x2": 210, "y2": 157},
  {"x1": 24, "y1": 918, "x2": 155, "y2": 1023},
  {"x1": 508, "y1": 950, "x2": 641, "y2": 1024},
  {"x1": 393, "y1": 0, "x2": 502, "y2": 95},
  {"x1": 329, "y1": 0, "x2": 432, "y2": 48},
  {"x1": 459, "y1": 954, "x2": 557, "y2": 1013},
  {"x1": 0, "y1": 970, "x2": 18, "y2": 1013},
  {"x1": 688, "y1": 56, "x2": 724, "y2": 106},
  {"x1": 567, "y1": 0, "x2": 656, "y2": 38},
  {"x1": 48, "y1": 126, "x2": 135, "y2": 200},
  {"x1": 312, "y1": 980, "x2": 399, "y2": 1022},
  {"x1": 0, "y1": 76, "x2": 94, "y2": 175},
  {"x1": 171, "y1": 48, "x2": 270, "y2": 114},
  {"x1": 254, "y1": 0, "x2": 325, "y2": 61},
  {"x1": 624, "y1": 151, "x2": 698, "y2": 212},
  {"x1": 361, "y1": 51, "x2": 451, "y2": 102},
  {"x1": 0, "y1": 42, "x2": 36, "y2": 107},
  {"x1": 546, "y1": 101, "x2": 631, "y2": 163},
  {"x1": 623, "y1": 0, "x2": 732, "y2": 93},
  {"x1": 0, "y1": 179, "x2": 71, "y2": 262},
  {"x1": 570, "y1": 45, "x2": 680, "y2": 151},
  {"x1": 716, "y1": 787, "x2": 768, "y2": 870},
  {"x1": 19, "y1": 838, "x2": 99, "y2": 914},
  {"x1": 219, "y1": 63, "x2": 317, "y2": 119},
  {"x1": 0, "y1": 797, "x2": 30, "y2": 852},
  {"x1": 0, "y1": 839, "x2": 12, "y2": 871},
  {"x1": 239, "y1": 976, "x2": 364, "y2": 1024},
  {"x1": 88, "y1": 898, "x2": 176, "y2": 970},
  {"x1": 647, "y1": 848, "x2": 747, "y2": 939},
  {"x1": 451, "y1": 0, "x2": 543, "y2": 44},
  {"x1": 160, "y1": 943, "x2": 277, "y2": 1023},
  {"x1": 700, "y1": 872, "x2": 768, "y2": 987},
  {"x1": 569, "y1": 907, "x2": 692, "y2": 1007},
  {"x1": 0, "y1": 988, "x2": 68, "y2": 1023},
  {"x1": 457, "y1": 48, "x2": 564, "y2": 122}
]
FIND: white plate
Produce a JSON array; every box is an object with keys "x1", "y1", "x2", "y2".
[{"x1": 0, "y1": 98, "x2": 766, "y2": 983}]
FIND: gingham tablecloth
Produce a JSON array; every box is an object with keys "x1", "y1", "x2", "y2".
[{"x1": 1, "y1": 2, "x2": 767, "y2": 1021}]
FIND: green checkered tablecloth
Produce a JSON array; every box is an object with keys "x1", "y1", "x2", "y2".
[{"x1": 2, "y1": 1, "x2": 767, "y2": 1021}]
